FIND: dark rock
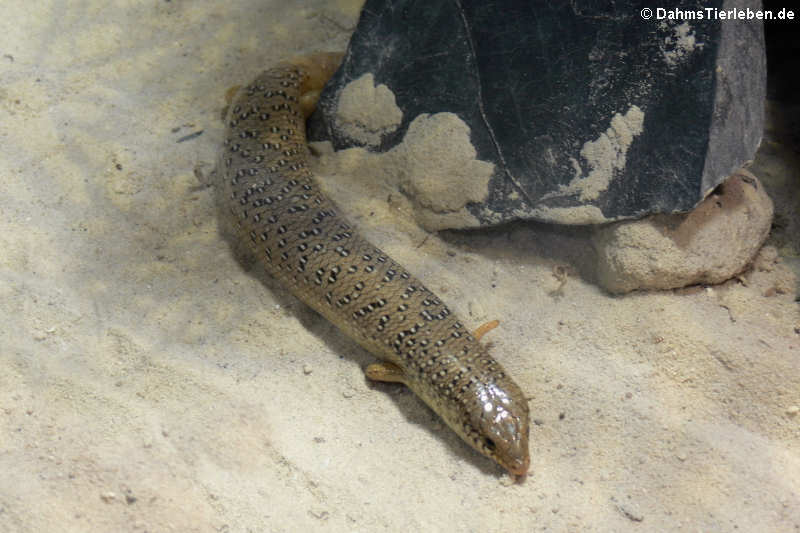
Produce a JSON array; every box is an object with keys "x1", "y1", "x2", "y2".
[{"x1": 309, "y1": 0, "x2": 766, "y2": 230}]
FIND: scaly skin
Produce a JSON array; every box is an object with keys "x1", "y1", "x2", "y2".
[{"x1": 216, "y1": 53, "x2": 530, "y2": 475}]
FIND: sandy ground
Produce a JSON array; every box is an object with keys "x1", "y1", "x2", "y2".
[{"x1": 1, "y1": 1, "x2": 799, "y2": 531}]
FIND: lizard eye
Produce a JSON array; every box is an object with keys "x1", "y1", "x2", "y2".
[{"x1": 484, "y1": 437, "x2": 496, "y2": 452}]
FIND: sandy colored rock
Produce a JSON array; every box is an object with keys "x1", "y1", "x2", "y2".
[{"x1": 593, "y1": 169, "x2": 774, "y2": 293}]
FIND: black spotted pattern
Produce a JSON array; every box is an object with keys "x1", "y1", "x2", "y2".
[{"x1": 217, "y1": 60, "x2": 530, "y2": 475}]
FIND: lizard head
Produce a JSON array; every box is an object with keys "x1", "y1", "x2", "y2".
[{"x1": 461, "y1": 375, "x2": 530, "y2": 476}]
